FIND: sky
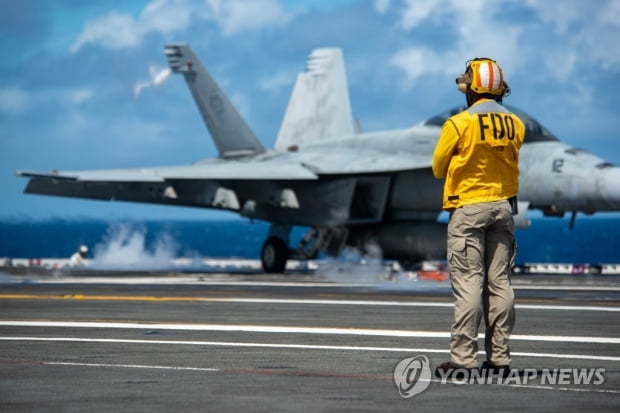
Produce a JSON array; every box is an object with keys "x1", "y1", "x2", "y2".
[{"x1": 1, "y1": 0, "x2": 619, "y2": 221}]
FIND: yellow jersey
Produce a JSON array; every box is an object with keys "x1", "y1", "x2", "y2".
[{"x1": 432, "y1": 99, "x2": 525, "y2": 210}]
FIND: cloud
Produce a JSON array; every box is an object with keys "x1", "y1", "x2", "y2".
[
  {"x1": 213, "y1": 0, "x2": 290, "y2": 36},
  {"x1": 399, "y1": 0, "x2": 443, "y2": 30},
  {"x1": 374, "y1": 0, "x2": 391, "y2": 14},
  {"x1": 71, "y1": 12, "x2": 141, "y2": 53},
  {"x1": 0, "y1": 86, "x2": 94, "y2": 116},
  {"x1": 69, "y1": 89, "x2": 95, "y2": 105},
  {"x1": 525, "y1": 0, "x2": 588, "y2": 34},
  {"x1": 0, "y1": 87, "x2": 30, "y2": 114},
  {"x1": 388, "y1": 0, "x2": 620, "y2": 89},
  {"x1": 525, "y1": 0, "x2": 620, "y2": 71},
  {"x1": 388, "y1": 0, "x2": 522, "y2": 87},
  {"x1": 71, "y1": 0, "x2": 291, "y2": 53},
  {"x1": 390, "y1": 48, "x2": 453, "y2": 88},
  {"x1": 259, "y1": 71, "x2": 294, "y2": 93}
]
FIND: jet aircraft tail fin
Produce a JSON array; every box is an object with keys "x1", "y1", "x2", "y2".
[
  {"x1": 165, "y1": 44, "x2": 265, "y2": 158},
  {"x1": 275, "y1": 48, "x2": 355, "y2": 150}
]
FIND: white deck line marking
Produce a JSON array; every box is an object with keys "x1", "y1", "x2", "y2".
[
  {"x1": 515, "y1": 304, "x2": 620, "y2": 312},
  {"x1": 485, "y1": 382, "x2": 620, "y2": 395},
  {"x1": 46, "y1": 361, "x2": 219, "y2": 372},
  {"x1": 37, "y1": 274, "x2": 620, "y2": 292},
  {"x1": 1, "y1": 337, "x2": 619, "y2": 362},
  {"x1": 10, "y1": 358, "x2": 619, "y2": 395},
  {"x1": 38, "y1": 278, "x2": 378, "y2": 288},
  {"x1": 513, "y1": 285, "x2": 620, "y2": 292},
  {"x1": 33, "y1": 277, "x2": 620, "y2": 291},
  {"x1": 8, "y1": 356, "x2": 618, "y2": 395},
  {"x1": 197, "y1": 297, "x2": 620, "y2": 312},
  {"x1": 1, "y1": 321, "x2": 618, "y2": 344}
]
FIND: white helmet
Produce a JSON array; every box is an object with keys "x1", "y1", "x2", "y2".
[{"x1": 79, "y1": 245, "x2": 88, "y2": 254}]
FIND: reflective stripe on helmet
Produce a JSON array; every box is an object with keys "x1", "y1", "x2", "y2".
[{"x1": 470, "y1": 59, "x2": 504, "y2": 95}]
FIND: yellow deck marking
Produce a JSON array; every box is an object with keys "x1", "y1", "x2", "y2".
[
  {"x1": 1, "y1": 294, "x2": 618, "y2": 311},
  {"x1": 0, "y1": 294, "x2": 208, "y2": 302}
]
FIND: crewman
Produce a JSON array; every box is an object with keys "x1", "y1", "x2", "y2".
[
  {"x1": 69, "y1": 245, "x2": 89, "y2": 267},
  {"x1": 432, "y1": 58, "x2": 525, "y2": 377}
]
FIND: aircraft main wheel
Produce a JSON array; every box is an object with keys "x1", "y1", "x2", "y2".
[{"x1": 261, "y1": 236, "x2": 288, "y2": 273}]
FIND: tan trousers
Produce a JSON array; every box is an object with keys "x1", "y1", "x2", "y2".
[{"x1": 447, "y1": 199, "x2": 516, "y2": 368}]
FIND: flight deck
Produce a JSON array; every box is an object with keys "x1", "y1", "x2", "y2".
[{"x1": 0, "y1": 264, "x2": 618, "y2": 412}]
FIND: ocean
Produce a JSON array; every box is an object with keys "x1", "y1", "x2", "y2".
[{"x1": 0, "y1": 217, "x2": 619, "y2": 265}]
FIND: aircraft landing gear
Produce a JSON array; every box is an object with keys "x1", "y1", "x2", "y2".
[
  {"x1": 261, "y1": 236, "x2": 289, "y2": 273},
  {"x1": 259, "y1": 225, "x2": 349, "y2": 273},
  {"x1": 293, "y1": 227, "x2": 348, "y2": 260},
  {"x1": 260, "y1": 224, "x2": 292, "y2": 273}
]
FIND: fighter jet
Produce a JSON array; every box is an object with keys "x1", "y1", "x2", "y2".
[{"x1": 17, "y1": 44, "x2": 620, "y2": 272}]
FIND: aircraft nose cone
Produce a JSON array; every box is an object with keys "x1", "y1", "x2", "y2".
[{"x1": 601, "y1": 167, "x2": 620, "y2": 210}]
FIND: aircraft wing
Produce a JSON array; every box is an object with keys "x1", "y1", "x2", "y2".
[
  {"x1": 17, "y1": 159, "x2": 315, "y2": 207},
  {"x1": 17, "y1": 160, "x2": 318, "y2": 182},
  {"x1": 17, "y1": 151, "x2": 432, "y2": 184},
  {"x1": 17, "y1": 150, "x2": 432, "y2": 227}
]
